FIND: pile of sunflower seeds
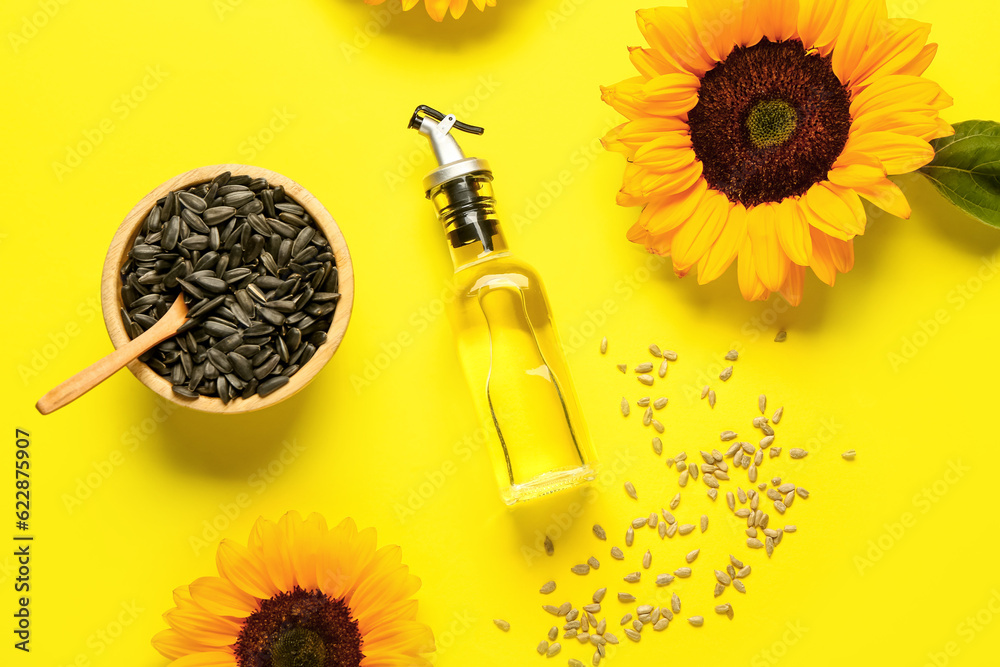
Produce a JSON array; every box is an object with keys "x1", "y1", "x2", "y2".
[
  {"x1": 119, "y1": 172, "x2": 339, "y2": 402},
  {"x1": 496, "y1": 339, "x2": 828, "y2": 665}
]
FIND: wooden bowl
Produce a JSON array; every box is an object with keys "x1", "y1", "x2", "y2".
[{"x1": 101, "y1": 164, "x2": 354, "y2": 414}]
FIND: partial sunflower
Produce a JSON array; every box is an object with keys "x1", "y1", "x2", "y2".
[
  {"x1": 602, "y1": 0, "x2": 953, "y2": 304},
  {"x1": 364, "y1": 0, "x2": 496, "y2": 22},
  {"x1": 152, "y1": 512, "x2": 434, "y2": 667}
]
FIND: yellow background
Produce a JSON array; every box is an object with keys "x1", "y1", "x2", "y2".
[{"x1": 2, "y1": 0, "x2": 999, "y2": 664}]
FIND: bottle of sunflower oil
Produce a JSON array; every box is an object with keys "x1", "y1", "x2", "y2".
[{"x1": 408, "y1": 105, "x2": 597, "y2": 505}]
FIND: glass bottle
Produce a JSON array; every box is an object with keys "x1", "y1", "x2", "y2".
[{"x1": 409, "y1": 105, "x2": 597, "y2": 505}]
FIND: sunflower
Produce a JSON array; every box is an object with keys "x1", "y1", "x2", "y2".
[
  {"x1": 152, "y1": 512, "x2": 434, "y2": 667},
  {"x1": 602, "y1": 0, "x2": 953, "y2": 304},
  {"x1": 364, "y1": 0, "x2": 496, "y2": 22}
]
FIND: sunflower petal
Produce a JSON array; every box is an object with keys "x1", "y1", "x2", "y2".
[
  {"x1": 600, "y1": 78, "x2": 647, "y2": 119},
  {"x1": 808, "y1": 226, "x2": 855, "y2": 286},
  {"x1": 779, "y1": 263, "x2": 806, "y2": 306},
  {"x1": 189, "y1": 577, "x2": 259, "y2": 619},
  {"x1": 851, "y1": 74, "x2": 953, "y2": 118},
  {"x1": 688, "y1": 0, "x2": 742, "y2": 63},
  {"x1": 609, "y1": 117, "x2": 691, "y2": 154},
  {"x1": 800, "y1": 183, "x2": 866, "y2": 240},
  {"x1": 773, "y1": 198, "x2": 812, "y2": 266},
  {"x1": 896, "y1": 42, "x2": 938, "y2": 76},
  {"x1": 425, "y1": 0, "x2": 449, "y2": 21},
  {"x1": 641, "y1": 179, "x2": 708, "y2": 235},
  {"x1": 636, "y1": 7, "x2": 716, "y2": 76},
  {"x1": 697, "y1": 202, "x2": 747, "y2": 283},
  {"x1": 669, "y1": 189, "x2": 730, "y2": 272},
  {"x1": 841, "y1": 129, "x2": 934, "y2": 174},
  {"x1": 632, "y1": 133, "x2": 694, "y2": 169},
  {"x1": 747, "y1": 203, "x2": 789, "y2": 292},
  {"x1": 640, "y1": 73, "x2": 702, "y2": 114},
  {"x1": 737, "y1": 237, "x2": 770, "y2": 301},
  {"x1": 216, "y1": 539, "x2": 278, "y2": 601},
  {"x1": 288, "y1": 512, "x2": 326, "y2": 592},
  {"x1": 152, "y1": 628, "x2": 215, "y2": 661},
  {"x1": 734, "y1": 0, "x2": 763, "y2": 47},
  {"x1": 173, "y1": 585, "x2": 196, "y2": 609},
  {"x1": 852, "y1": 108, "x2": 946, "y2": 141},
  {"x1": 629, "y1": 46, "x2": 673, "y2": 79},
  {"x1": 631, "y1": 159, "x2": 705, "y2": 198},
  {"x1": 853, "y1": 176, "x2": 912, "y2": 219},
  {"x1": 257, "y1": 513, "x2": 296, "y2": 593},
  {"x1": 757, "y1": 0, "x2": 799, "y2": 42},
  {"x1": 797, "y1": 0, "x2": 847, "y2": 53},
  {"x1": 449, "y1": 0, "x2": 468, "y2": 19},
  {"x1": 170, "y1": 652, "x2": 237, "y2": 667},
  {"x1": 827, "y1": 162, "x2": 886, "y2": 188},
  {"x1": 163, "y1": 608, "x2": 242, "y2": 648},
  {"x1": 361, "y1": 620, "x2": 436, "y2": 658},
  {"x1": 852, "y1": 19, "x2": 932, "y2": 88},
  {"x1": 351, "y1": 554, "x2": 423, "y2": 631},
  {"x1": 362, "y1": 656, "x2": 433, "y2": 667},
  {"x1": 831, "y1": 0, "x2": 888, "y2": 86}
]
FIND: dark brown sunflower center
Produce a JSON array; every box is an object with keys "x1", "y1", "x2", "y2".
[
  {"x1": 234, "y1": 587, "x2": 363, "y2": 667},
  {"x1": 687, "y1": 38, "x2": 852, "y2": 207}
]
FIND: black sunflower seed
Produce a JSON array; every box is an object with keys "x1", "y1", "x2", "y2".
[
  {"x1": 228, "y1": 352, "x2": 254, "y2": 382},
  {"x1": 193, "y1": 275, "x2": 228, "y2": 293},
  {"x1": 182, "y1": 208, "x2": 210, "y2": 233},
  {"x1": 178, "y1": 191, "x2": 208, "y2": 213},
  {"x1": 204, "y1": 206, "x2": 236, "y2": 226},
  {"x1": 207, "y1": 347, "x2": 234, "y2": 374},
  {"x1": 254, "y1": 353, "x2": 280, "y2": 380},
  {"x1": 172, "y1": 385, "x2": 199, "y2": 398},
  {"x1": 258, "y1": 375, "x2": 289, "y2": 397}
]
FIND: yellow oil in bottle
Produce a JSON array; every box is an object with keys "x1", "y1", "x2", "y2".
[{"x1": 434, "y1": 175, "x2": 596, "y2": 504}]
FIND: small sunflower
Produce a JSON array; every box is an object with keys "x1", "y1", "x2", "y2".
[
  {"x1": 364, "y1": 0, "x2": 496, "y2": 22},
  {"x1": 152, "y1": 512, "x2": 434, "y2": 667},
  {"x1": 602, "y1": 0, "x2": 953, "y2": 304}
]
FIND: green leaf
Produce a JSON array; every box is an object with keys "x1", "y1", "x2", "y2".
[{"x1": 920, "y1": 119, "x2": 1000, "y2": 228}]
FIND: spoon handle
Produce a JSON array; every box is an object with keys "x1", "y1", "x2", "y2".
[{"x1": 35, "y1": 297, "x2": 186, "y2": 415}]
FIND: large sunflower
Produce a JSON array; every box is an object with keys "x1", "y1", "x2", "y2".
[
  {"x1": 152, "y1": 512, "x2": 434, "y2": 666},
  {"x1": 602, "y1": 0, "x2": 953, "y2": 304},
  {"x1": 364, "y1": 0, "x2": 496, "y2": 22}
]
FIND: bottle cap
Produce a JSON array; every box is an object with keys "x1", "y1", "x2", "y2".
[{"x1": 408, "y1": 105, "x2": 492, "y2": 193}]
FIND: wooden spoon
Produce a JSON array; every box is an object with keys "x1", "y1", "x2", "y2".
[{"x1": 36, "y1": 295, "x2": 188, "y2": 415}]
